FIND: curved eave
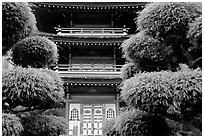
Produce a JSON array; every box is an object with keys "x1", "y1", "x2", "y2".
[
  {"x1": 35, "y1": 31, "x2": 130, "y2": 44},
  {"x1": 31, "y1": 2, "x2": 147, "y2": 12}
]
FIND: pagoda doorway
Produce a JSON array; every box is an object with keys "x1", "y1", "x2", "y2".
[{"x1": 68, "y1": 103, "x2": 116, "y2": 136}]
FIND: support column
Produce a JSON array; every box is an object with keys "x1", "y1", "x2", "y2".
[
  {"x1": 116, "y1": 93, "x2": 120, "y2": 116},
  {"x1": 68, "y1": 46, "x2": 72, "y2": 70},
  {"x1": 113, "y1": 46, "x2": 116, "y2": 71},
  {"x1": 111, "y1": 13, "x2": 114, "y2": 27},
  {"x1": 70, "y1": 13, "x2": 73, "y2": 27},
  {"x1": 65, "y1": 85, "x2": 70, "y2": 135}
]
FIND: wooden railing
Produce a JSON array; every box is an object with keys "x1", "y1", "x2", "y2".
[
  {"x1": 54, "y1": 27, "x2": 129, "y2": 36},
  {"x1": 55, "y1": 64, "x2": 122, "y2": 72}
]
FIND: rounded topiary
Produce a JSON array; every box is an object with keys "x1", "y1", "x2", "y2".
[
  {"x1": 137, "y1": 2, "x2": 202, "y2": 43},
  {"x1": 187, "y1": 16, "x2": 202, "y2": 47},
  {"x1": 121, "y1": 69, "x2": 202, "y2": 119},
  {"x1": 20, "y1": 114, "x2": 67, "y2": 136},
  {"x1": 2, "y1": 113, "x2": 24, "y2": 136},
  {"x1": 2, "y1": 2, "x2": 37, "y2": 55},
  {"x1": 11, "y1": 36, "x2": 58, "y2": 68},
  {"x1": 114, "y1": 110, "x2": 171, "y2": 136},
  {"x1": 44, "y1": 108, "x2": 66, "y2": 118},
  {"x1": 121, "y1": 31, "x2": 174, "y2": 71},
  {"x1": 121, "y1": 62, "x2": 140, "y2": 80},
  {"x1": 102, "y1": 118, "x2": 118, "y2": 136},
  {"x1": 40, "y1": 69, "x2": 64, "y2": 96},
  {"x1": 2, "y1": 66, "x2": 65, "y2": 110}
]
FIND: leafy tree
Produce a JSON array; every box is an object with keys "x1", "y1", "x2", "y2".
[
  {"x1": 2, "y1": 2, "x2": 37, "y2": 56},
  {"x1": 187, "y1": 16, "x2": 202, "y2": 68},
  {"x1": 11, "y1": 36, "x2": 58, "y2": 68},
  {"x1": 102, "y1": 118, "x2": 118, "y2": 136},
  {"x1": 136, "y1": 2, "x2": 202, "y2": 68},
  {"x1": 2, "y1": 113, "x2": 24, "y2": 136},
  {"x1": 2, "y1": 66, "x2": 65, "y2": 112},
  {"x1": 121, "y1": 69, "x2": 202, "y2": 135},
  {"x1": 114, "y1": 110, "x2": 171, "y2": 136},
  {"x1": 20, "y1": 113, "x2": 67, "y2": 136},
  {"x1": 121, "y1": 31, "x2": 177, "y2": 72},
  {"x1": 121, "y1": 62, "x2": 140, "y2": 80}
]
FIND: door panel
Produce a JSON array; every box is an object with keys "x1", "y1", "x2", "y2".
[{"x1": 81, "y1": 104, "x2": 104, "y2": 136}]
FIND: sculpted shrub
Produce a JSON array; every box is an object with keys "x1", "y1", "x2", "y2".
[
  {"x1": 11, "y1": 36, "x2": 58, "y2": 68},
  {"x1": 2, "y1": 2, "x2": 37, "y2": 55},
  {"x1": 2, "y1": 113, "x2": 24, "y2": 136},
  {"x1": 2, "y1": 67, "x2": 65, "y2": 110}
]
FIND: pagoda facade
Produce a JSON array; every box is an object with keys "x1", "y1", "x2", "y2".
[{"x1": 32, "y1": 2, "x2": 146, "y2": 136}]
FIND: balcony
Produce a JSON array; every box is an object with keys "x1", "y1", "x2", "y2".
[
  {"x1": 55, "y1": 64, "x2": 122, "y2": 78},
  {"x1": 54, "y1": 27, "x2": 129, "y2": 36}
]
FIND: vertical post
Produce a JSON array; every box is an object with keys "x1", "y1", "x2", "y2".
[
  {"x1": 116, "y1": 93, "x2": 120, "y2": 116},
  {"x1": 65, "y1": 85, "x2": 70, "y2": 135},
  {"x1": 111, "y1": 13, "x2": 114, "y2": 27},
  {"x1": 68, "y1": 46, "x2": 72, "y2": 71},
  {"x1": 70, "y1": 13, "x2": 73, "y2": 27},
  {"x1": 113, "y1": 46, "x2": 116, "y2": 71}
]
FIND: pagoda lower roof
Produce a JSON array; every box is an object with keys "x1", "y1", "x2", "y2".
[{"x1": 36, "y1": 31, "x2": 129, "y2": 43}]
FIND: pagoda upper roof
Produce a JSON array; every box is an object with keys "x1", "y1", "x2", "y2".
[{"x1": 31, "y1": 2, "x2": 147, "y2": 11}]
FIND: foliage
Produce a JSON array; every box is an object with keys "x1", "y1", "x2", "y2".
[
  {"x1": 2, "y1": 66, "x2": 65, "y2": 111},
  {"x1": 121, "y1": 31, "x2": 177, "y2": 72},
  {"x1": 20, "y1": 113, "x2": 67, "y2": 136},
  {"x1": 2, "y1": 2, "x2": 37, "y2": 55},
  {"x1": 187, "y1": 16, "x2": 202, "y2": 47},
  {"x1": 187, "y1": 16, "x2": 202, "y2": 67},
  {"x1": 2, "y1": 113, "x2": 24, "y2": 136},
  {"x1": 44, "y1": 108, "x2": 66, "y2": 118},
  {"x1": 102, "y1": 118, "x2": 118, "y2": 136},
  {"x1": 11, "y1": 36, "x2": 58, "y2": 68},
  {"x1": 40, "y1": 69, "x2": 64, "y2": 97},
  {"x1": 114, "y1": 110, "x2": 171, "y2": 136},
  {"x1": 121, "y1": 62, "x2": 140, "y2": 80},
  {"x1": 137, "y1": 2, "x2": 202, "y2": 43},
  {"x1": 121, "y1": 69, "x2": 202, "y2": 119}
]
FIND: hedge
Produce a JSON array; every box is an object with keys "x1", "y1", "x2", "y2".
[
  {"x1": 2, "y1": 67, "x2": 65, "y2": 110},
  {"x1": 114, "y1": 110, "x2": 171, "y2": 136},
  {"x1": 121, "y1": 69, "x2": 202, "y2": 119},
  {"x1": 2, "y1": 2, "x2": 37, "y2": 55},
  {"x1": 137, "y1": 2, "x2": 202, "y2": 43},
  {"x1": 2, "y1": 113, "x2": 24, "y2": 136},
  {"x1": 11, "y1": 36, "x2": 58, "y2": 68},
  {"x1": 121, "y1": 62, "x2": 140, "y2": 80},
  {"x1": 102, "y1": 118, "x2": 118, "y2": 136},
  {"x1": 20, "y1": 114, "x2": 67, "y2": 136},
  {"x1": 121, "y1": 31, "x2": 174, "y2": 71}
]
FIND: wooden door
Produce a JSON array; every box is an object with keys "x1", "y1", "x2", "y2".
[{"x1": 81, "y1": 104, "x2": 104, "y2": 136}]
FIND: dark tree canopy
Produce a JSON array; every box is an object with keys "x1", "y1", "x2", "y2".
[
  {"x1": 187, "y1": 16, "x2": 202, "y2": 68},
  {"x1": 121, "y1": 69, "x2": 202, "y2": 118},
  {"x1": 113, "y1": 110, "x2": 171, "y2": 136},
  {"x1": 11, "y1": 36, "x2": 58, "y2": 68},
  {"x1": 2, "y1": 67, "x2": 65, "y2": 111},
  {"x1": 187, "y1": 16, "x2": 202, "y2": 47},
  {"x1": 121, "y1": 31, "x2": 177, "y2": 71},
  {"x1": 2, "y1": 2, "x2": 37, "y2": 55},
  {"x1": 137, "y1": 2, "x2": 202, "y2": 44},
  {"x1": 2, "y1": 113, "x2": 24, "y2": 136},
  {"x1": 135, "y1": 2, "x2": 202, "y2": 69},
  {"x1": 20, "y1": 113, "x2": 67, "y2": 136},
  {"x1": 121, "y1": 62, "x2": 140, "y2": 80}
]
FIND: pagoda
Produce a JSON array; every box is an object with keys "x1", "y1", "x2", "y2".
[{"x1": 31, "y1": 2, "x2": 146, "y2": 136}]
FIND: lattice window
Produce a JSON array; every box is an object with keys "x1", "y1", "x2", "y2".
[
  {"x1": 107, "y1": 108, "x2": 115, "y2": 119},
  {"x1": 70, "y1": 108, "x2": 79, "y2": 121}
]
